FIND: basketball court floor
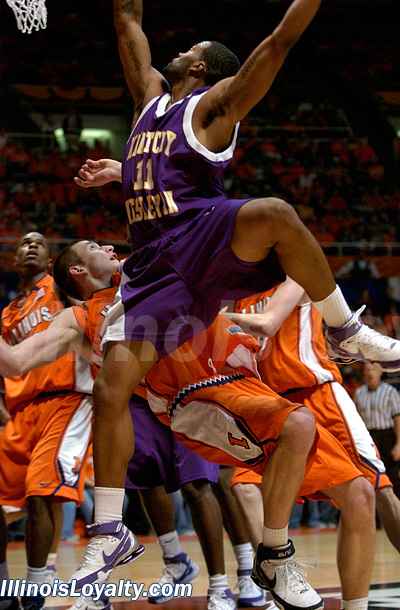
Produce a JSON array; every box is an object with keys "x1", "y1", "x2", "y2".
[{"x1": 6, "y1": 527, "x2": 400, "y2": 609}]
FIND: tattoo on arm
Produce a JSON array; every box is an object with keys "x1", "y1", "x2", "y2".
[
  {"x1": 125, "y1": 40, "x2": 142, "y2": 72},
  {"x1": 240, "y1": 49, "x2": 262, "y2": 79},
  {"x1": 122, "y1": 0, "x2": 142, "y2": 18}
]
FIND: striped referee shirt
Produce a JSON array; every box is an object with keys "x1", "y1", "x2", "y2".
[{"x1": 354, "y1": 381, "x2": 400, "y2": 430}]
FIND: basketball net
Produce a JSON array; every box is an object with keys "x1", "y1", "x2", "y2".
[{"x1": 6, "y1": 0, "x2": 47, "y2": 34}]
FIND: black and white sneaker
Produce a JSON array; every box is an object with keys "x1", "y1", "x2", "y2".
[{"x1": 251, "y1": 541, "x2": 323, "y2": 610}]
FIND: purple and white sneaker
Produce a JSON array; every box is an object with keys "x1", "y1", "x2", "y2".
[
  {"x1": 67, "y1": 593, "x2": 113, "y2": 610},
  {"x1": 207, "y1": 588, "x2": 236, "y2": 610},
  {"x1": 69, "y1": 521, "x2": 145, "y2": 589},
  {"x1": 237, "y1": 569, "x2": 269, "y2": 608},
  {"x1": 149, "y1": 552, "x2": 199, "y2": 604},
  {"x1": 326, "y1": 306, "x2": 400, "y2": 372}
]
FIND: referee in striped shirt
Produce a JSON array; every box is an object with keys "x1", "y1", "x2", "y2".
[{"x1": 354, "y1": 362, "x2": 400, "y2": 499}]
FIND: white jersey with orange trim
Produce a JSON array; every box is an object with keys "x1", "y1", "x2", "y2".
[
  {"x1": 1, "y1": 275, "x2": 92, "y2": 415},
  {"x1": 235, "y1": 289, "x2": 341, "y2": 393},
  {"x1": 235, "y1": 290, "x2": 390, "y2": 489}
]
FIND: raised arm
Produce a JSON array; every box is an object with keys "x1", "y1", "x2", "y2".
[
  {"x1": 113, "y1": 0, "x2": 167, "y2": 118},
  {"x1": 223, "y1": 277, "x2": 306, "y2": 338},
  {"x1": 194, "y1": 0, "x2": 321, "y2": 150},
  {"x1": 0, "y1": 309, "x2": 92, "y2": 378}
]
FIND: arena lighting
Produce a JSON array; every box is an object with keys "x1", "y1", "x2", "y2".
[
  {"x1": 80, "y1": 128, "x2": 112, "y2": 142},
  {"x1": 54, "y1": 128, "x2": 112, "y2": 151}
]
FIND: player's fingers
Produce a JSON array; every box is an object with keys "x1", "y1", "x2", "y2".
[
  {"x1": 85, "y1": 158, "x2": 98, "y2": 169},
  {"x1": 74, "y1": 176, "x2": 88, "y2": 187}
]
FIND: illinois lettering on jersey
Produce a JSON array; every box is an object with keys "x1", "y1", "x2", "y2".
[
  {"x1": 122, "y1": 88, "x2": 239, "y2": 243},
  {"x1": 235, "y1": 290, "x2": 341, "y2": 394},
  {"x1": 1, "y1": 276, "x2": 92, "y2": 414}
]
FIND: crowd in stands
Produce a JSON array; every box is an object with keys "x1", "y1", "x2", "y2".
[
  {"x1": 1, "y1": 0, "x2": 399, "y2": 91},
  {"x1": 1, "y1": 124, "x2": 399, "y2": 253}
]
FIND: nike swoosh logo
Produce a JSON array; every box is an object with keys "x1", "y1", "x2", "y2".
[
  {"x1": 40, "y1": 481, "x2": 52, "y2": 487},
  {"x1": 102, "y1": 531, "x2": 131, "y2": 565},
  {"x1": 342, "y1": 343, "x2": 365, "y2": 355}
]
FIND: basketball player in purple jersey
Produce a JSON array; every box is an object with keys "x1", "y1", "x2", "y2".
[{"x1": 71, "y1": 1, "x2": 400, "y2": 608}]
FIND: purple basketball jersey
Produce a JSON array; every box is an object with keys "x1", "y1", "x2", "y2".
[{"x1": 122, "y1": 87, "x2": 239, "y2": 245}]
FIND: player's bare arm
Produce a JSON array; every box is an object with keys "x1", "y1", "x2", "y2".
[
  {"x1": 193, "y1": 0, "x2": 322, "y2": 152},
  {"x1": 392, "y1": 415, "x2": 400, "y2": 462},
  {"x1": 113, "y1": 0, "x2": 167, "y2": 120},
  {"x1": 74, "y1": 158, "x2": 122, "y2": 189},
  {"x1": 223, "y1": 277, "x2": 306, "y2": 338},
  {"x1": 0, "y1": 387, "x2": 10, "y2": 425},
  {"x1": 0, "y1": 308, "x2": 92, "y2": 378}
]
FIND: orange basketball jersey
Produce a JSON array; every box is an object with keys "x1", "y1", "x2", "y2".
[
  {"x1": 235, "y1": 290, "x2": 341, "y2": 394},
  {"x1": 1, "y1": 275, "x2": 92, "y2": 415},
  {"x1": 73, "y1": 274, "x2": 120, "y2": 374},
  {"x1": 74, "y1": 275, "x2": 261, "y2": 414},
  {"x1": 72, "y1": 274, "x2": 148, "y2": 400},
  {"x1": 145, "y1": 315, "x2": 260, "y2": 425}
]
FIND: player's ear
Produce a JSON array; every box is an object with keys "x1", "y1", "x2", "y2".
[
  {"x1": 189, "y1": 60, "x2": 206, "y2": 78},
  {"x1": 70, "y1": 265, "x2": 87, "y2": 277}
]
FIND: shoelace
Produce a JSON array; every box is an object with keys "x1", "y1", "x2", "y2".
[
  {"x1": 345, "y1": 306, "x2": 395, "y2": 349},
  {"x1": 207, "y1": 590, "x2": 233, "y2": 609},
  {"x1": 345, "y1": 304, "x2": 366, "y2": 326},
  {"x1": 326, "y1": 306, "x2": 367, "y2": 363},
  {"x1": 277, "y1": 557, "x2": 318, "y2": 595},
  {"x1": 236, "y1": 575, "x2": 257, "y2": 593},
  {"x1": 78, "y1": 536, "x2": 109, "y2": 568},
  {"x1": 351, "y1": 324, "x2": 395, "y2": 348}
]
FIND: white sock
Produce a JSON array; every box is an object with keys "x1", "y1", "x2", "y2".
[
  {"x1": 94, "y1": 486, "x2": 125, "y2": 524},
  {"x1": 313, "y1": 285, "x2": 352, "y2": 328},
  {"x1": 0, "y1": 564, "x2": 13, "y2": 610},
  {"x1": 26, "y1": 565, "x2": 46, "y2": 586},
  {"x1": 158, "y1": 530, "x2": 183, "y2": 559},
  {"x1": 209, "y1": 573, "x2": 229, "y2": 593},
  {"x1": 233, "y1": 542, "x2": 254, "y2": 573},
  {"x1": 262, "y1": 525, "x2": 288, "y2": 549},
  {"x1": 46, "y1": 553, "x2": 57, "y2": 568},
  {"x1": 341, "y1": 598, "x2": 369, "y2": 610}
]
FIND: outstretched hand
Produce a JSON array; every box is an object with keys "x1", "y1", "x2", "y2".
[{"x1": 74, "y1": 158, "x2": 122, "y2": 188}]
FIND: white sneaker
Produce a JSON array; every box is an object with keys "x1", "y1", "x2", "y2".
[
  {"x1": 207, "y1": 589, "x2": 236, "y2": 610},
  {"x1": 237, "y1": 570, "x2": 268, "y2": 607},
  {"x1": 326, "y1": 306, "x2": 400, "y2": 372},
  {"x1": 44, "y1": 566, "x2": 61, "y2": 585},
  {"x1": 252, "y1": 541, "x2": 323, "y2": 610},
  {"x1": 69, "y1": 520, "x2": 145, "y2": 589},
  {"x1": 67, "y1": 595, "x2": 113, "y2": 610},
  {"x1": 149, "y1": 552, "x2": 199, "y2": 604}
]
